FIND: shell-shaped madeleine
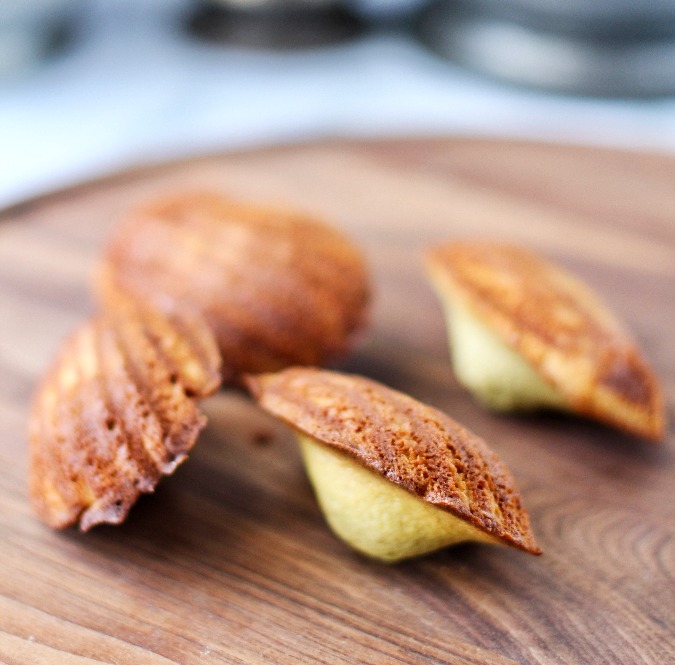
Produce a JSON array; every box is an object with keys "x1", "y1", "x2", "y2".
[
  {"x1": 246, "y1": 368, "x2": 541, "y2": 559},
  {"x1": 29, "y1": 301, "x2": 221, "y2": 530},
  {"x1": 97, "y1": 192, "x2": 370, "y2": 383},
  {"x1": 425, "y1": 241, "x2": 665, "y2": 441}
]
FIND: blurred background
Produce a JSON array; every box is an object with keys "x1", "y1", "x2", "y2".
[{"x1": 1, "y1": 0, "x2": 674, "y2": 207}]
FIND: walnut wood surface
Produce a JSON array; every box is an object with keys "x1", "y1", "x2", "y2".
[{"x1": 0, "y1": 138, "x2": 673, "y2": 665}]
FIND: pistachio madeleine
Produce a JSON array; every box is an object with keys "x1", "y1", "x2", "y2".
[
  {"x1": 425, "y1": 241, "x2": 665, "y2": 441},
  {"x1": 246, "y1": 368, "x2": 541, "y2": 561},
  {"x1": 29, "y1": 299, "x2": 221, "y2": 530},
  {"x1": 97, "y1": 192, "x2": 369, "y2": 383}
]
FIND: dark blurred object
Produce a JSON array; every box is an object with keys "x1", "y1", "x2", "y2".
[
  {"x1": 417, "y1": 0, "x2": 675, "y2": 97},
  {"x1": 187, "y1": 0, "x2": 364, "y2": 49},
  {"x1": 0, "y1": 0, "x2": 80, "y2": 80}
]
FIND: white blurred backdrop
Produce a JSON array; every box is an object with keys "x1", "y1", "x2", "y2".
[{"x1": 1, "y1": 0, "x2": 674, "y2": 207}]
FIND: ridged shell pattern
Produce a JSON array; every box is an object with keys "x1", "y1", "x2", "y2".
[
  {"x1": 246, "y1": 367, "x2": 541, "y2": 554},
  {"x1": 98, "y1": 192, "x2": 370, "y2": 383},
  {"x1": 29, "y1": 299, "x2": 221, "y2": 530},
  {"x1": 425, "y1": 241, "x2": 665, "y2": 440}
]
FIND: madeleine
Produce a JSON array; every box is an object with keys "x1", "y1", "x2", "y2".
[
  {"x1": 97, "y1": 192, "x2": 369, "y2": 384},
  {"x1": 29, "y1": 298, "x2": 221, "y2": 530},
  {"x1": 424, "y1": 241, "x2": 664, "y2": 440},
  {"x1": 246, "y1": 368, "x2": 541, "y2": 562}
]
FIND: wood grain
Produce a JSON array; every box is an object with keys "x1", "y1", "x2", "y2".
[{"x1": 0, "y1": 138, "x2": 673, "y2": 665}]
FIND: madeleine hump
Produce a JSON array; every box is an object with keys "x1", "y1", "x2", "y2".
[
  {"x1": 246, "y1": 367, "x2": 541, "y2": 562},
  {"x1": 97, "y1": 192, "x2": 370, "y2": 384},
  {"x1": 425, "y1": 241, "x2": 665, "y2": 441},
  {"x1": 29, "y1": 297, "x2": 221, "y2": 530}
]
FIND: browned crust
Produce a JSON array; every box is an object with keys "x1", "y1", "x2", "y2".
[
  {"x1": 28, "y1": 300, "x2": 221, "y2": 530},
  {"x1": 97, "y1": 192, "x2": 370, "y2": 383},
  {"x1": 425, "y1": 241, "x2": 665, "y2": 441},
  {"x1": 245, "y1": 367, "x2": 542, "y2": 554}
]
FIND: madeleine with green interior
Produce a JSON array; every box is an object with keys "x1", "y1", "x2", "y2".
[
  {"x1": 425, "y1": 241, "x2": 665, "y2": 441},
  {"x1": 245, "y1": 367, "x2": 541, "y2": 562}
]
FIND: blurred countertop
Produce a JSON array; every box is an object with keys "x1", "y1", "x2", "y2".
[{"x1": 1, "y1": 0, "x2": 674, "y2": 208}]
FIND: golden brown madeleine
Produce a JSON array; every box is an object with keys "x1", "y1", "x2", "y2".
[
  {"x1": 425, "y1": 241, "x2": 665, "y2": 441},
  {"x1": 97, "y1": 192, "x2": 370, "y2": 383},
  {"x1": 246, "y1": 368, "x2": 541, "y2": 560},
  {"x1": 29, "y1": 301, "x2": 221, "y2": 530}
]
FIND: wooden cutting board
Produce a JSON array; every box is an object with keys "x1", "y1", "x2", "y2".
[{"x1": 0, "y1": 138, "x2": 673, "y2": 665}]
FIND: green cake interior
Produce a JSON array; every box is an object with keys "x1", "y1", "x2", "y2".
[
  {"x1": 445, "y1": 300, "x2": 568, "y2": 412},
  {"x1": 299, "y1": 435, "x2": 494, "y2": 563}
]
